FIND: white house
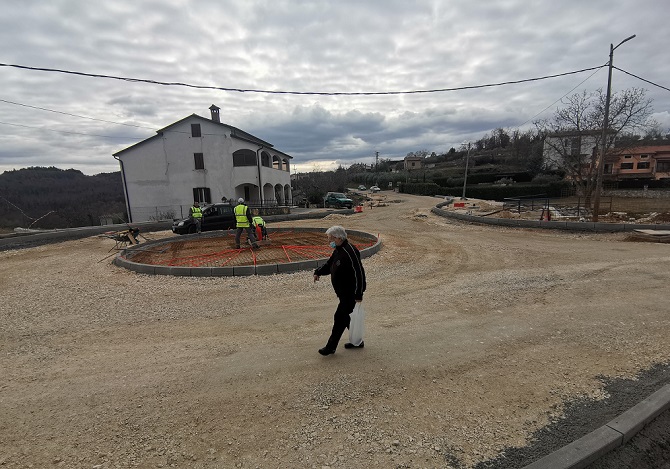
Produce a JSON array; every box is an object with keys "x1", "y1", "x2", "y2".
[
  {"x1": 542, "y1": 130, "x2": 602, "y2": 170},
  {"x1": 113, "y1": 105, "x2": 292, "y2": 222}
]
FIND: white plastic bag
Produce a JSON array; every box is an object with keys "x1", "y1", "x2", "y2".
[{"x1": 348, "y1": 302, "x2": 366, "y2": 346}]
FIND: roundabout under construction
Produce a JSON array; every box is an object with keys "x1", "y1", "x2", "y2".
[{"x1": 113, "y1": 227, "x2": 381, "y2": 276}]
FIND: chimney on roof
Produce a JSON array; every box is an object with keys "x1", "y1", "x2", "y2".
[{"x1": 209, "y1": 104, "x2": 220, "y2": 123}]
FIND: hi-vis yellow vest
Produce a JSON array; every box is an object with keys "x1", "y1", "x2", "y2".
[
  {"x1": 191, "y1": 206, "x2": 202, "y2": 219},
  {"x1": 252, "y1": 216, "x2": 265, "y2": 227},
  {"x1": 234, "y1": 204, "x2": 250, "y2": 227}
]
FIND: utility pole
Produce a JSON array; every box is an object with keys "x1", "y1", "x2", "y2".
[
  {"x1": 375, "y1": 151, "x2": 379, "y2": 169},
  {"x1": 461, "y1": 143, "x2": 471, "y2": 200},
  {"x1": 592, "y1": 34, "x2": 635, "y2": 222}
]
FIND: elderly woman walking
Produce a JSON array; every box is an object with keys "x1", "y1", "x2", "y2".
[{"x1": 313, "y1": 225, "x2": 366, "y2": 356}]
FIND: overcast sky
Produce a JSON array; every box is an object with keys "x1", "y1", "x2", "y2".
[{"x1": 1, "y1": 0, "x2": 669, "y2": 175}]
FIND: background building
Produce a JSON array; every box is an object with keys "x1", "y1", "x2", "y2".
[{"x1": 605, "y1": 145, "x2": 670, "y2": 182}]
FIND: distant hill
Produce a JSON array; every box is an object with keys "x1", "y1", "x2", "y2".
[{"x1": 0, "y1": 167, "x2": 126, "y2": 229}]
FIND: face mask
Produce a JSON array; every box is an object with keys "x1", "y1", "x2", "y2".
[{"x1": 329, "y1": 241, "x2": 337, "y2": 249}]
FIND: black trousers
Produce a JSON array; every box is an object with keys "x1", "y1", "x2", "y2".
[{"x1": 325, "y1": 296, "x2": 356, "y2": 350}]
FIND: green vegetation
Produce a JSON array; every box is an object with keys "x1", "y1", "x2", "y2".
[{"x1": 0, "y1": 167, "x2": 126, "y2": 229}]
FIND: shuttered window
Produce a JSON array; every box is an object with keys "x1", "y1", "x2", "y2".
[
  {"x1": 192, "y1": 187, "x2": 211, "y2": 203},
  {"x1": 194, "y1": 153, "x2": 204, "y2": 170}
]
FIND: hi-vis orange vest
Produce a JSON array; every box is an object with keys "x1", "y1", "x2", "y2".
[{"x1": 234, "y1": 204, "x2": 250, "y2": 227}]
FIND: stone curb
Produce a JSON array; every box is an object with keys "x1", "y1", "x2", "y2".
[
  {"x1": 431, "y1": 205, "x2": 670, "y2": 233},
  {"x1": 521, "y1": 384, "x2": 670, "y2": 469},
  {"x1": 114, "y1": 227, "x2": 382, "y2": 277}
]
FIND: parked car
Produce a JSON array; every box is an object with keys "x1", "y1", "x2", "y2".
[
  {"x1": 369, "y1": 185, "x2": 381, "y2": 192},
  {"x1": 172, "y1": 203, "x2": 236, "y2": 234},
  {"x1": 358, "y1": 185, "x2": 366, "y2": 191},
  {"x1": 324, "y1": 192, "x2": 354, "y2": 209}
]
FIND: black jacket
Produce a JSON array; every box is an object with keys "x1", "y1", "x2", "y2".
[{"x1": 315, "y1": 239, "x2": 366, "y2": 301}]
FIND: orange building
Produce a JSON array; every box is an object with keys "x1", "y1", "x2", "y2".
[{"x1": 604, "y1": 145, "x2": 670, "y2": 182}]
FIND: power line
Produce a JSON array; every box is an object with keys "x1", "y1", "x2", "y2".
[
  {"x1": 0, "y1": 98, "x2": 205, "y2": 138},
  {"x1": 518, "y1": 65, "x2": 605, "y2": 127},
  {"x1": 0, "y1": 61, "x2": 606, "y2": 96},
  {"x1": 0, "y1": 98, "x2": 154, "y2": 129},
  {"x1": 613, "y1": 67, "x2": 670, "y2": 93},
  {"x1": 0, "y1": 97, "x2": 271, "y2": 140},
  {"x1": 0, "y1": 120, "x2": 143, "y2": 139}
]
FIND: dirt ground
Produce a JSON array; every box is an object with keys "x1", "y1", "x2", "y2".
[{"x1": 1, "y1": 193, "x2": 669, "y2": 469}]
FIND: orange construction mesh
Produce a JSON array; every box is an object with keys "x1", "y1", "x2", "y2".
[{"x1": 123, "y1": 231, "x2": 375, "y2": 268}]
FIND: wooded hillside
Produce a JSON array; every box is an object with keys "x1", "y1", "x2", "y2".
[{"x1": 0, "y1": 167, "x2": 126, "y2": 229}]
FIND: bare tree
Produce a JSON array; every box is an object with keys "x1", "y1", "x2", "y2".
[{"x1": 536, "y1": 87, "x2": 655, "y2": 202}]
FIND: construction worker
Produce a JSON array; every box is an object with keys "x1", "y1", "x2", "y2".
[
  {"x1": 234, "y1": 197, "x2": 259, "y2": 249},
  {"x1": 189, "y1": 201, "x2": 203, "y2": 233},
  {"x1": 252, "y1": 215, "x2": 267, "y2": 240}
]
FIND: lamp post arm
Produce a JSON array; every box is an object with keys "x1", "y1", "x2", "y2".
[{"x1": 614, "y1": 35, "x2": 636, "y2": 51}]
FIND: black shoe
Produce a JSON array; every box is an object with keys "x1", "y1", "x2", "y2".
[
  {"x1": 344, "y1": 341, "x2": 364, "y2": 349},
  {"x1": 318, "y1": 347, "x2": 336, "y2": 356}
]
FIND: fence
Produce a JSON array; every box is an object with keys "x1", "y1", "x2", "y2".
[
  {"x1": 131, "y1": 199, "x2": 295, "y2": 222},
  {"x1": 246, "y1": 198, "x2": 294, "y2": 209},
  {"x1": 503, "y1": 195, "x2": 613, "y2": 218}
]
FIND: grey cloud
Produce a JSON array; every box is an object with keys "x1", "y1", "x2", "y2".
[{"x1": 1, "y1": 0, "x2": 669, "y2": 174}]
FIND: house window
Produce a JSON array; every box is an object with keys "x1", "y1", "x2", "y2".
[
  {"x1": 624, "y1": 155, "x2": 632, "y2": 159},
  {"x1": 657, "y1": 161, "x2": 670, "y2": 172},
  {"x1": 191, "y1": 124, "x2": 201, "y2": 137},
  {"x1": 193, "y1": 187, "x2": 211, "y2": 204},
  {"x1": 640, "y1": 154, "x2": 649, "y2": 158},
  {"x1": 194, "y1": 153, "x2": 204, "y2": 170},
  {"x1": 261, "y1": 151, "x2": 271, "y2": 167},
  {"x1": 637, "y1": 162, "x2": 650, "y2": 170},
  {"x1": 233, "y1": 149, "x2": 257, "y2": 166},
  {"x1": 620, "y1": 163, "x2": 634, "y2": 170},
  {"x1": 604, "y1": 163, "x2": 613, "y2": 174}
]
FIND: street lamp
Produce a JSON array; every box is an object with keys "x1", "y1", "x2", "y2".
[
  {"x1": 592, "y1": 34, "x2": 636, "y2": 222},
  {"x1": 461, "y1": 142, "x2": 471, "y2": 200}
]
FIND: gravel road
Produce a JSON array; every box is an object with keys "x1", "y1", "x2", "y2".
[{"x1": 1, "y1": 193, "x2": 669, "y2": 468}]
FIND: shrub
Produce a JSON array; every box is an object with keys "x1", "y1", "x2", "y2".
[
  {"x1": 531, "y1": 174, "x2": 563, "y2": 184},
  {"x1": 402, "y1": 181, "x2": 571, "y2": 200},
  {"x1": 399, "y1": 182, "x2": 441, "y2": 196}
]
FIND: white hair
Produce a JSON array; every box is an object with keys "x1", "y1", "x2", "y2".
[
  {"x1": 325, "y1": 225, "x2": 347, "y2": 240},
  {"x1": 238, "y1": 197, "x2": 245, "y2": 204}
]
